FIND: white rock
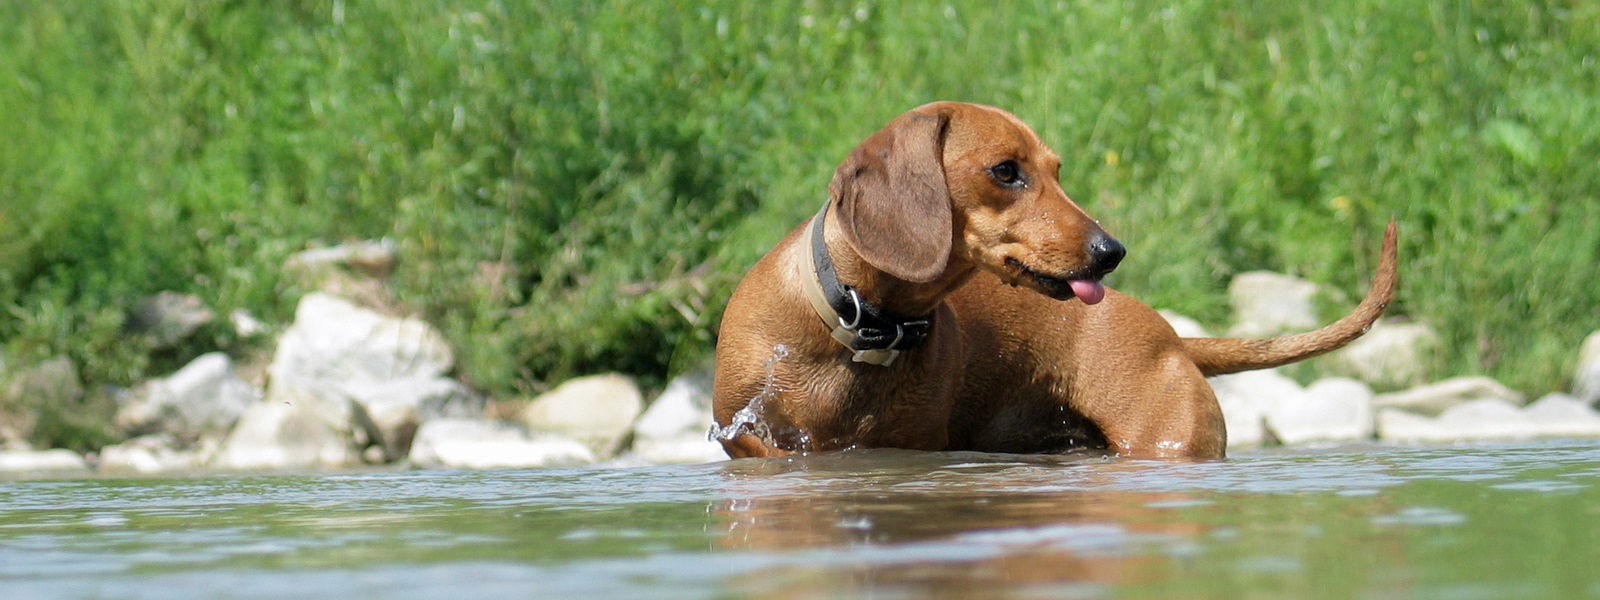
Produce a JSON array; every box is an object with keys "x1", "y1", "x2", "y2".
[
  {"x1": 1373, "y1": 376, "x2": 1525, "y2": 416},
  {"x1": 1263, "y1": 377, "x2": 1375, "y2": 445},
  {"x1": 1574, "y1": 330, "x2": 1600, "y2": 406},
  {"x1": 1228, "y1": 271, "x2": 1320, "y2": 337},
  {"x1": 115, "y1": 352, "x2": 260, "y2": 441},
  {"x1": 0, "y1": 449, "x2": 90, "y2": 474},
  {"x1": 1521, "y1": 393, "x2": 1600, "y2": 437},
  {"x1": 129, "y1": 291, "x2": 215, "y2": 348},
  {"x1": 519, "y1": 374, "x2": 642, "y2": 457},
  {"x1": 409, "y1": 419, "x2": 596, "y2": 469},
  {"x1": 630, "y1": 370, "x2": 723, "y2": 464},
  {"x1": 1158, "y1": 310, "x2": 1210, "y2": 338},
  {"x1": 230, "y1": 308, "x2": 270, "y2": 337},
  {"x1": 1210, "y1": 369, "x2": 1305, "y2": 447},
  {"x1": 98, "y1": 435, "x2": 209, "y2": 474},
  {"x1": 1378, "y1": 399, "x2": 1525, "y2": 442},
  {"x1": 1377, "y1": 393, "x2": 1600, "y2": 443},
  {"x1": 354, "y1": 377, "x2": 484, "y2": 460},
  {"x1": 285, "y1": 239, "x2": 398, "y2": 278},
  {"x1": 630, "y1": 435, "x2": 728, "y2": 464},
  {"x1": 635, "y1": 371, "x2": 714, "y2": 440},
  {"x1": 211, "y1": 401, "x2": 358, "y2": 470},
  {"x1": 1327, "y1": 319, "x2": 1440, "y2": 388},
  {"x1": 266, "y1": 293, "x2": 459, "y2": 458}
]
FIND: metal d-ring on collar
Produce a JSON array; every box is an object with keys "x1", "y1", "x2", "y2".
[{"x1": 799, "y1": 202, "x2": 933, "y2": 366}]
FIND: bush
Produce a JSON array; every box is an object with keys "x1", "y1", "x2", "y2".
[{"x1": 2, "y1": 0, "x2": 1597, "y2": 402}]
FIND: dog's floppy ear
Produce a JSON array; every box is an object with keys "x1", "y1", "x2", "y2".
[{"x1": 831, "y1": 110, "x2": 954, "y2": 283}]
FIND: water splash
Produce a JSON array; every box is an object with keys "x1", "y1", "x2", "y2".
[{"x1": 707, "y1": 344, "x2": 795, "y2": 447}]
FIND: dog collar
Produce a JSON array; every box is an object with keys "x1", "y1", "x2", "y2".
[{"x1": 799, "y1": 202, "x2": 932, "y2": 366}]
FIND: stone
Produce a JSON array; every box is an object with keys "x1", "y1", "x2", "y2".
[
  {"x1": 115, "y1": 352, "x2": 260, "y2": 441},
  {"x1": 1373, "y1": 376, "x2": 1525, "y2": 416},
  {"x1": 627, "y1": 435, "x2": 728, "y2": 464},
  {"x1": 408, "y1": 418, "x2": 596, "y2": 469},
  {"x1": 354, "y1": 377, "x2": 484, "y2": 461},
  {"x1": 1574, "y1": 330, "x2": 1600, "y2": 406},
  {"x1": 1228, "y1": 271, "x2": 1320, "y2": 337},
  {"x1": 230, "y1": 308, "x2": 270, "y2": 338},
  {"x1": 1211, "y1": 369, "x2": 1305, "y2": 447},
  {"x1": 266, "y1": 292, "x2": 456, "y2": 454},
  {"x1": 1521, "y1": 393, "x2": 1600, "y2": 437},
  {"x1": 97, "y1": 434, "x2": 210, "y2": 474},
  {"x1": 1377, "y1": 393, "x2": 1600, "y2": 443},
  {"x1": 284, "y1": 240, "x2": 400, "y2": 312},
  {"x1": 210, "y1": 400, "x2": 359, "y2": 470},
  {"x1": 0, "y1": 449, "x2": 90, "y2": 474},
  {"x1": 285, "y1": 239, "x2": 398, "y2": 279},
  {"x1": 128, "y1": 291, "x2": 216, "y2": 348},
  {"x1": 1326, "y1": 319, "x2": 1440, "y2": 389},
  {"x1": 631, "y1": 369, "x2": 724, "y2": 463},
  {"x1": 1158, "y1": 310, "x2": 1210, "y2": 338},
  {"x1": 519, "y1": 374, "x2": 643, "y2": 458},
  {"x1": 1263, "y1": 377, "x2": 1375, "y2": 445}
]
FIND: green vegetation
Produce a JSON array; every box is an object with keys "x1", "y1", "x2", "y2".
[{"x1": 3, "y1": 1, "x2": 1597, "y2": 413}]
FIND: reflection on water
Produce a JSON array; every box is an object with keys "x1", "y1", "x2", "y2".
[{"x1": 1, "y1": 442, "x2": 1598, "y2": 599}]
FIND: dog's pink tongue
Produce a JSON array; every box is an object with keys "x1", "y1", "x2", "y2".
[{"x1": 1070, "y1": 280, "x2": 1106, "y2": 305}]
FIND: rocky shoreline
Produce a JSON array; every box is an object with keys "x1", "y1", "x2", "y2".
[{"x1": 4, "y1": 245, "x2": 1600, "y2": 477}]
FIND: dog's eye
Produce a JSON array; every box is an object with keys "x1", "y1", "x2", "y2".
[{"x1": 989, "y1": 161, "x2": 1024, "y2": 187}]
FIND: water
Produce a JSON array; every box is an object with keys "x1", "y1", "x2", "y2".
[{"x1": 3, "y1": 441, "x2": 1599, "y2": 599}]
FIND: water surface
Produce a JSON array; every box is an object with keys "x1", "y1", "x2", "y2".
[{"x1": 3, "y1": 441, "x2": 1598, "y2": 599}]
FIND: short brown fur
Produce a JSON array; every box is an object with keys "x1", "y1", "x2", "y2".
[{"x1": 712, "y1": 102, "x2": 1397, "y2": 460}]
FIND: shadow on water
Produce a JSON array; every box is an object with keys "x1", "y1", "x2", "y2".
[{"x1": 2, "y1": 442, "x2": 1599, "y2": 598}]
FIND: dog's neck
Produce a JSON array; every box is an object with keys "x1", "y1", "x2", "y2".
[{"x1": 800, "y1": 204, "x2": 975, "y2": 365}]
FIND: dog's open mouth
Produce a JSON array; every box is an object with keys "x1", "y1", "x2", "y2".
[{"x1": 1004, "y1": 258, "x2": 1107, "y2": 305}]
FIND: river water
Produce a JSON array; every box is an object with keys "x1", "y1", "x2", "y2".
[{"x1": 2, "y1": 440, "x2": 1597, "y2": 599}]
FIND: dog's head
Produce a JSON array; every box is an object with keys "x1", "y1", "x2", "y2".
[{"x1": 828, "y1": 102, "x2": 1124, "y2": 304}]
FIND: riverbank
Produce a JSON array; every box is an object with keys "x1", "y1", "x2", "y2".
[{"x1": 4, "y1": 242, "x2": 1599, "y2": 477}]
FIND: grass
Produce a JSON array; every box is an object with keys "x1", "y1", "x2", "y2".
[{"x1": 2, "y1": 1, "x2": 1598, "y2": 448}]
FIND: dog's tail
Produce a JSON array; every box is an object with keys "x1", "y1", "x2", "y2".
[{"x1": 1181, "y1": 220, "x2": 1399, "y2": 377}]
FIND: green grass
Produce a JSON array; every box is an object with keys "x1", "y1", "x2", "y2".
[{"x1": 3, "y1": 1, "x2": 1598, "y2": 443}]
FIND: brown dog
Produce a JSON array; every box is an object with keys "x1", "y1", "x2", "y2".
[{"x1": 711, "y1": 102, "x2": 1396, "y2": 460}]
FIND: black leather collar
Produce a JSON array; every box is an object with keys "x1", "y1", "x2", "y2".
[{"x1": 808, "y1": 202, "x2": 933, "y2": 356}]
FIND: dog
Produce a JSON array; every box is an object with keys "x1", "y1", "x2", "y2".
[{"x1": 711, "y1": 101, "x2": 1396, "y2": 460}]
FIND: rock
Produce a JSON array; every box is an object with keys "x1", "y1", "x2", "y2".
[
  {"x1": 285, "y1": 239, "x2": 398, "y2": 279},
  {"x1": 128, "y1": 291, "x2": 216, "y2": 348},
  {"x1": 210, "y1": 401, "x2": 358, "y2": 470},
  {"x1": 229, "y1": 308, "x2": 270, "y2": 338},
  {"x1": 0, "y1": 449, "x2": 91, "y2": 474},
  {"x1": 284, "y1": 240, "x2": 400, "y2": 312},
  {"x1": 408, "y1": 419, "x2": 596, "y2": 469},
  {"x1": 1521, "y1": 393, "x2": 1600, "y2": 437},
  {"x1": 355, "y1": 378, "x2": 484, "y2": 461},
  {"x1": 1378, "y1": 393, "x2": 1600, "y2": 442},
  {"x1": 1211, "y1": 369, "x2": 1305, "y2": 447},
  {"x1": 1373, "y1": 376, "x2": 1525, "y2": 416},
  {"x1": 1326, "y1": 319, "x2": 1440, "y2": 388},
  {"x1": 1228, "y1": 271, "x2": 1320, "y2": 337},
  {"x1": 98, "y1": 434, "x2": 210, "y2": 474},
  {"x1": 631, "y1": 370, "x2": 724, "y2": 464},
  {"x1": 1574, "y1": 330, "x2": 1600, "y2": 406},
  {"x1": 1158, "y1": 310, "x2": 1210, "y2": 338},
  {"x1": 115, "y1": 352, "x2": 260, "y2": 441},
  {"x1": 519, "y1": 374, "x2": 643, "y2": 458},
  {"x1": 634, "y1": 370, "x2": 713, "y2": 440},
  {"x1": 1263, "y1": 377, "x2": 1375, "y2": 445},
  {"x1": 266, "y1": 293, "x2": 459, "y2": 457}
]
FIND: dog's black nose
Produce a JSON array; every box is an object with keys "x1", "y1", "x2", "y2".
[{"x1": 1088, "y1": 233, "x2": 1125, "y2": 278}]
